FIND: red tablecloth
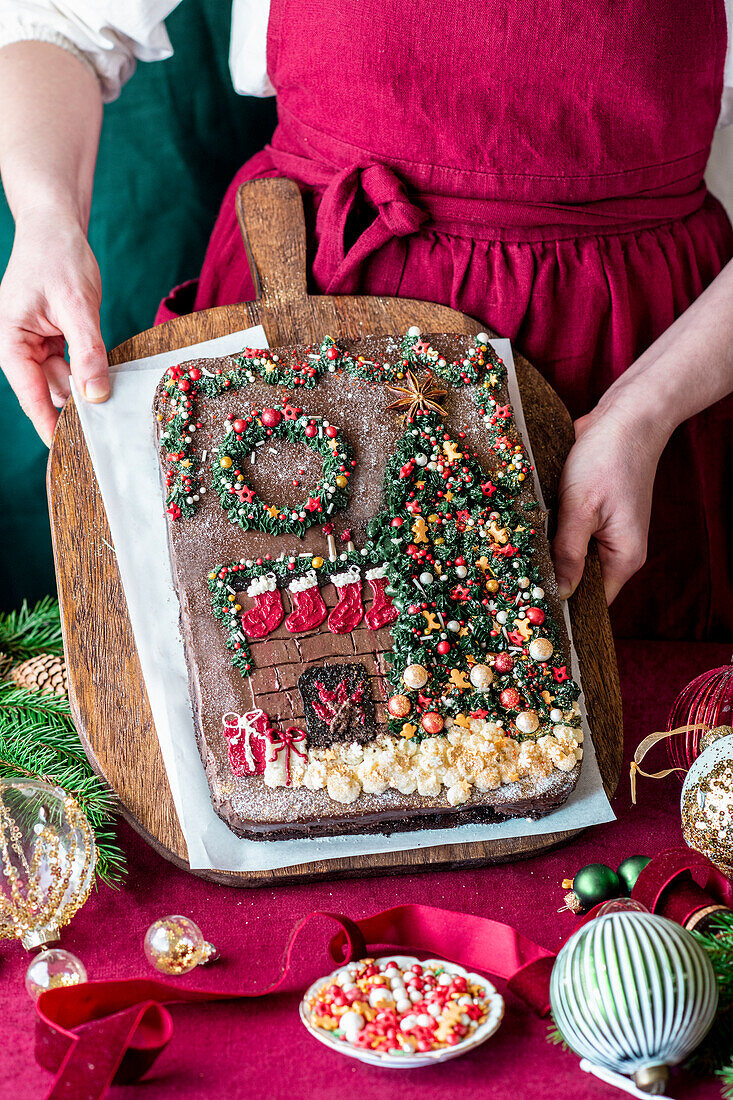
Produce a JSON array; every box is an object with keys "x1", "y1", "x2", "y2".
[{"x1": 4, "y1": 640, "x2": 731, "y2": 1100}]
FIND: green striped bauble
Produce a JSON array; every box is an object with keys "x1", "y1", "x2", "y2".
[{"x1": 550, "y1": 912, "x2": 718, "y2": 1094}]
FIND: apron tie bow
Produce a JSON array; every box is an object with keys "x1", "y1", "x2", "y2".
[
  {"x1": 263, "y1": 146, "x2": 428, "y2": 294},
  {"x1": 312, "y1": 161, "x2": 428, "y2": 293}
]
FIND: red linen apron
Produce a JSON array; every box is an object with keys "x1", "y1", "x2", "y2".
[{"x1": 158, "y1": 0, "x2": 733, "y2": 640}]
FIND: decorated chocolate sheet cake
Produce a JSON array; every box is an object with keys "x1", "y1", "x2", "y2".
[{"x1": 154, "y1": 330, "x2": 584, "y2": 840}]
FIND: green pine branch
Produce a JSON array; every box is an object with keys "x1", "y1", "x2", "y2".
[
  {"x1": 721, "y1": 1065, "x2": 733, "y2": 1100},
  {"x1": 0, "y1": 596, "x2": 64, "y2": 661},
  {"x1": 0, "y1": 599, "x2": 126, "y2": 886},
  {"x1": 693, "y1": 913, "x2": 733, "y2": 993},
  {"x1": 689, "y1": 913, "x2": 733, "y2": 1095}
]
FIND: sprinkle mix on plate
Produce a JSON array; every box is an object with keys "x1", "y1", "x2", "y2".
[{"x1": 305, "y1": 957, "x2": 498, "y2": 1055}]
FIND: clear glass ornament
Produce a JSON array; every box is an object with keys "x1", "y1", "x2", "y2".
[
  {"x1": 144, "y1": 915, "x2": 217, "y2": 975},
  {"x1": 596, "y1": 898, "x2": 650, "y2": 916},
  {"x1": 0, "y1": 779, "x2": 96, "y2": 949},
  {"x1": 25, "y1": 948, "x2": 88, "y2": 1000}
]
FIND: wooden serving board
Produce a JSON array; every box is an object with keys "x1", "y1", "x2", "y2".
[{"x1": 48, "y1": 178, "x2": 622, "y2": 886}]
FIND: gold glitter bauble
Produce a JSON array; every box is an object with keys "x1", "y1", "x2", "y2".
[
  {"x1": 0, "y1": 779, "x2": 96, "y2": 950},
  {"x1": 25, "y1": 948, "x2": 87, "y2": 1000},
  {"x1": 144, "y1": 915, "x2": 217, "y2": 975},
  {"x1": 681, "y1": 729, "x2": 733, "y2": 878}
]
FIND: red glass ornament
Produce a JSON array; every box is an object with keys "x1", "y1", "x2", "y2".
[
  {"x1": 666, "y1": 660, "x2": 733, "y2": 777},
  {"x1": 387, "y1": 695, "x2": 412, "y2": 718},
  {"x1": 421, "y1": 712, "x2": 444, "y2": 734},
  {"x1": 493, "y1": 653, "x2": 513, "y2": 674},
  {"x1": 261, "y1": 408, "x2": 282, "y2": 428},
  {"x1": 499, "y1": 687, "x2": 521, "y2": 709}
]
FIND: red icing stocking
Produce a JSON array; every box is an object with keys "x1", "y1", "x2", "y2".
[
  {"x1": 328, "y1": 566, "x2": 363, "y2": 634},
  {"x1": 364, "y1": 565, "x2": 398, "y2": 630},
  {"x1": 284, "y1": 570, "x2": 328, "y2": 633},
  {"x1": 240, "y1": 574, "x2": 284, "y2": 639}
]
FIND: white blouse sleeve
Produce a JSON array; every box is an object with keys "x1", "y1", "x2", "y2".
[
  {"x1": 229, "y1": 0, "x2": 273, "y2": 97},
  {"x1": 0, "y1": 1, "x2": 179, "y2": 102}
]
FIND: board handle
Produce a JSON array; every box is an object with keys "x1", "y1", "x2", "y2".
[{"x1": 235, "y1": 178, "x2": 308, "y2": 307}]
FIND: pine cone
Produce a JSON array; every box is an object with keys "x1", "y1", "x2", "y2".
[
  {"x1": 0, "y1": 651, "x2": 10, "y2": 679},
  {"x1": 10, "y1": 653, "x2": 68, "y2": 697}
]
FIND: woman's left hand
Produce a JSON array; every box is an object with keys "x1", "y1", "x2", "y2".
[{"x1": 551, "y1": 404, "x2": 668, "y2": 605}]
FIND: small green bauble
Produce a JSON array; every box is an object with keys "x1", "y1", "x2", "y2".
[
  {"x1": 617, "y1": 855, "x2": 650, "y2": 896},
  {"x1": 572, "y1": 863, "x2": 620, "y2": 909}
]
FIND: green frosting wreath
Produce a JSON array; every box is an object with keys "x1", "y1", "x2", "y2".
[{"x1": 210, "y1": 404, "x2": 354, "y2": 537}]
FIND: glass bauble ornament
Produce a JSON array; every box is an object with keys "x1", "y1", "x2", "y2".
[
  {"x1": 666, "y1": 662, "x2": 733, "y2": 776},
  {"x1": 144, "y1": 915, "x2": 217, "y2": 975},
  {"x1": 25, "y1": 948, "x2": 87, "y2": 1000},
  {"x1": 571, "y1": 863, "x2": 620, "y2": 909},
  {"x1": 596, "y1": 898, "x2": 649, "y2": 917},
  {"x1": 681, "y1": 726, "x2": 733, "y2": 877},
  {"x1": 0, "y1": 778, "x2": 96, "y2": 949},
  {"x1": 617, "y1": 855, "x2": 651, "y2": 895},
  {"x1": 550, "y1": 912, "x2": 718, "y2": 1094}
]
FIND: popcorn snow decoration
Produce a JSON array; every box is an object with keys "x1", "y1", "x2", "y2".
[{"x1": 298, "y1": 713, "x2": 583, "y2": 804}]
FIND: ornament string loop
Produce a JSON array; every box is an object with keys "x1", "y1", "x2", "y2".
[{"x1": 630, "y1": 725, "x2": 709, "y2": 804}]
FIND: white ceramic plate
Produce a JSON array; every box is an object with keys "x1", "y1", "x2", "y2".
[{"x1": 300, "y1": 954, "x2": 504, "y2": 1068}]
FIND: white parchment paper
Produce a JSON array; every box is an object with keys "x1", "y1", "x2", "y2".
[{"x1": 70, "y1": 326, "x2": 613, "y2": 871}]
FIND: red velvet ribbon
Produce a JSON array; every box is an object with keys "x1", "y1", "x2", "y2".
[
  {"x1": 34, "y1": 904, "x2": 553, "y2": 1100},
  {"x1": 631, "y1": 847, "x2": 733, "y2": 924},
  {"x1": 33, "y1": 851, "x2": 732, "y2": 1100}
]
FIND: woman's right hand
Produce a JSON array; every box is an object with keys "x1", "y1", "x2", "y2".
[{"x1": 0, "y1": 206, "x2": 108, "y2": 446}]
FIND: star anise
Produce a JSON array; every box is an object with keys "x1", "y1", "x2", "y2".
[{"x1": 385, "y1": 369, "x2": 448, "y2": 421}]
